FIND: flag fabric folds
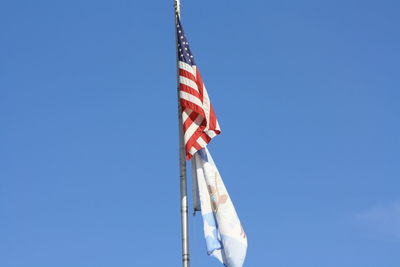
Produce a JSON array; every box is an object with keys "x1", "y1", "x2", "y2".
[
  {"x1": 192, "y1": 148, "x2": 248, "y2": 267},
  {"x1": 176, "y1": 13, "x2": 247, "y2": 267},
  {"x1": 176, "y1": 16, "x2": 220, "y2": 160}
]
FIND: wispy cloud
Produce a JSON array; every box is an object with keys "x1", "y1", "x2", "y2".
[{"x1": 355, "y1": 200, "x2": 400, "y2": 238}]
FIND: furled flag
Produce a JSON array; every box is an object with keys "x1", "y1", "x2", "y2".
[
  {"x1": 192, "y1": 148, "x2": 247, "y2": 267},
  {"x1": 176, "y1": 15, "x2": 220, "y2": 159}
]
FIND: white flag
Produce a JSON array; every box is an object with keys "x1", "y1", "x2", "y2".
[{"x1": 192, "y1": 148, "x2": 247, "y2": 267}]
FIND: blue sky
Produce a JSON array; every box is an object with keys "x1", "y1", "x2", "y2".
[{"x1": 1, "y1": 0, "x2": 399, "y2": 266}]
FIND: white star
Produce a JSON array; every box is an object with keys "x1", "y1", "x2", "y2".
[{"x1": 204, "y1": 221, "x2": 216, "y2": 239}]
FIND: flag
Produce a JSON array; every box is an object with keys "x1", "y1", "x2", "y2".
[
  {"x1": 176, "y1": 16, "x2": 220, "y2": 160},
  {"x1": 192, "y1": 148, "x2": 248, "y2": 267},
  {"x1": 176, "y1": 13, "x2": 247, "y2": 267}
]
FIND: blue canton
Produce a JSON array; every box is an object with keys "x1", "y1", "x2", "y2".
[{"x1": 176, "y1": 16, "x2": 196, "y2": 66}]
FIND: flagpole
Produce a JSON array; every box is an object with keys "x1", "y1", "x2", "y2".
[{"x1": 175, "y1": 0, "x2": 190, "y2": 267}]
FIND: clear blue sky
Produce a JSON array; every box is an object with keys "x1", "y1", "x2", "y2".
[{"x1": 1, "y1": 0, "x2": 399, "y2": 266}]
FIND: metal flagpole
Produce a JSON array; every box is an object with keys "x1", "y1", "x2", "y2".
[{"x1": 175, "y1": 0, "x2": 190, "y2": 266}]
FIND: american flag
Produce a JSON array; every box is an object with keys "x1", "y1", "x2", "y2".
[{"x1": 176, "y1": 16, "x2": 220, "y2": 159}]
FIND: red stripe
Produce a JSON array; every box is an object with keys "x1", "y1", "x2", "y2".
[
  {"x1": 200, "y1": 133, "x2": 211, "y2": 143},
  {"x1": 193, "y1": 141, "x2": 202, "y2": 151},
  {"x1": 180, "y1": 99, "x2": 206, "y2": 119},
  {"x1": 195, "y1": 68, "x2": 204, "y2": 102},
  {"x1": 183, "y1": 110, "x2": 200, "y2": 132},
  {"x1": 179, "y1": 69, "x2": 196, "y2": 82},
  {"x1": 179, "y1": 83, "x2": 201, "y2": 100},
  {"x1": 208, "y1": 104, "x2": 217, "y2": 130},
  {"x1": 185, "y1": 122, "x2": 206, "y2": 159}
]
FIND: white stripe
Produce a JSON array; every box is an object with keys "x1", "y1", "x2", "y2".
[
  {"x1": 179, "y1": 61, "x2": 196, "y2": 77},
  {"x1": 184, "y1": 114, "x2": 203, "y2": 143},
  {"x1": 189, "y1": 147, "x2": 197, "y2": 155},
  {"x1": 197, "y1": 136, "x2": 208, "y2": 147},
  {"x1": 206, "y1": 131, "x2": 217, "y2": 138},
  {"x1": 180, "y1": 91, "x2": 203, "y2": 109},
  {"x1": 180, "y1": 76, "x2": 199, "y2": 92},
  {"x1": 215, "y1": 121, "x2": 220, "y2": 131},
  {"x1": 182, "y1": 109, "x2": 192, "y2": 122},
  {"x1": 201, "y1": 84, "x2": 211, "y2": 124}
]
